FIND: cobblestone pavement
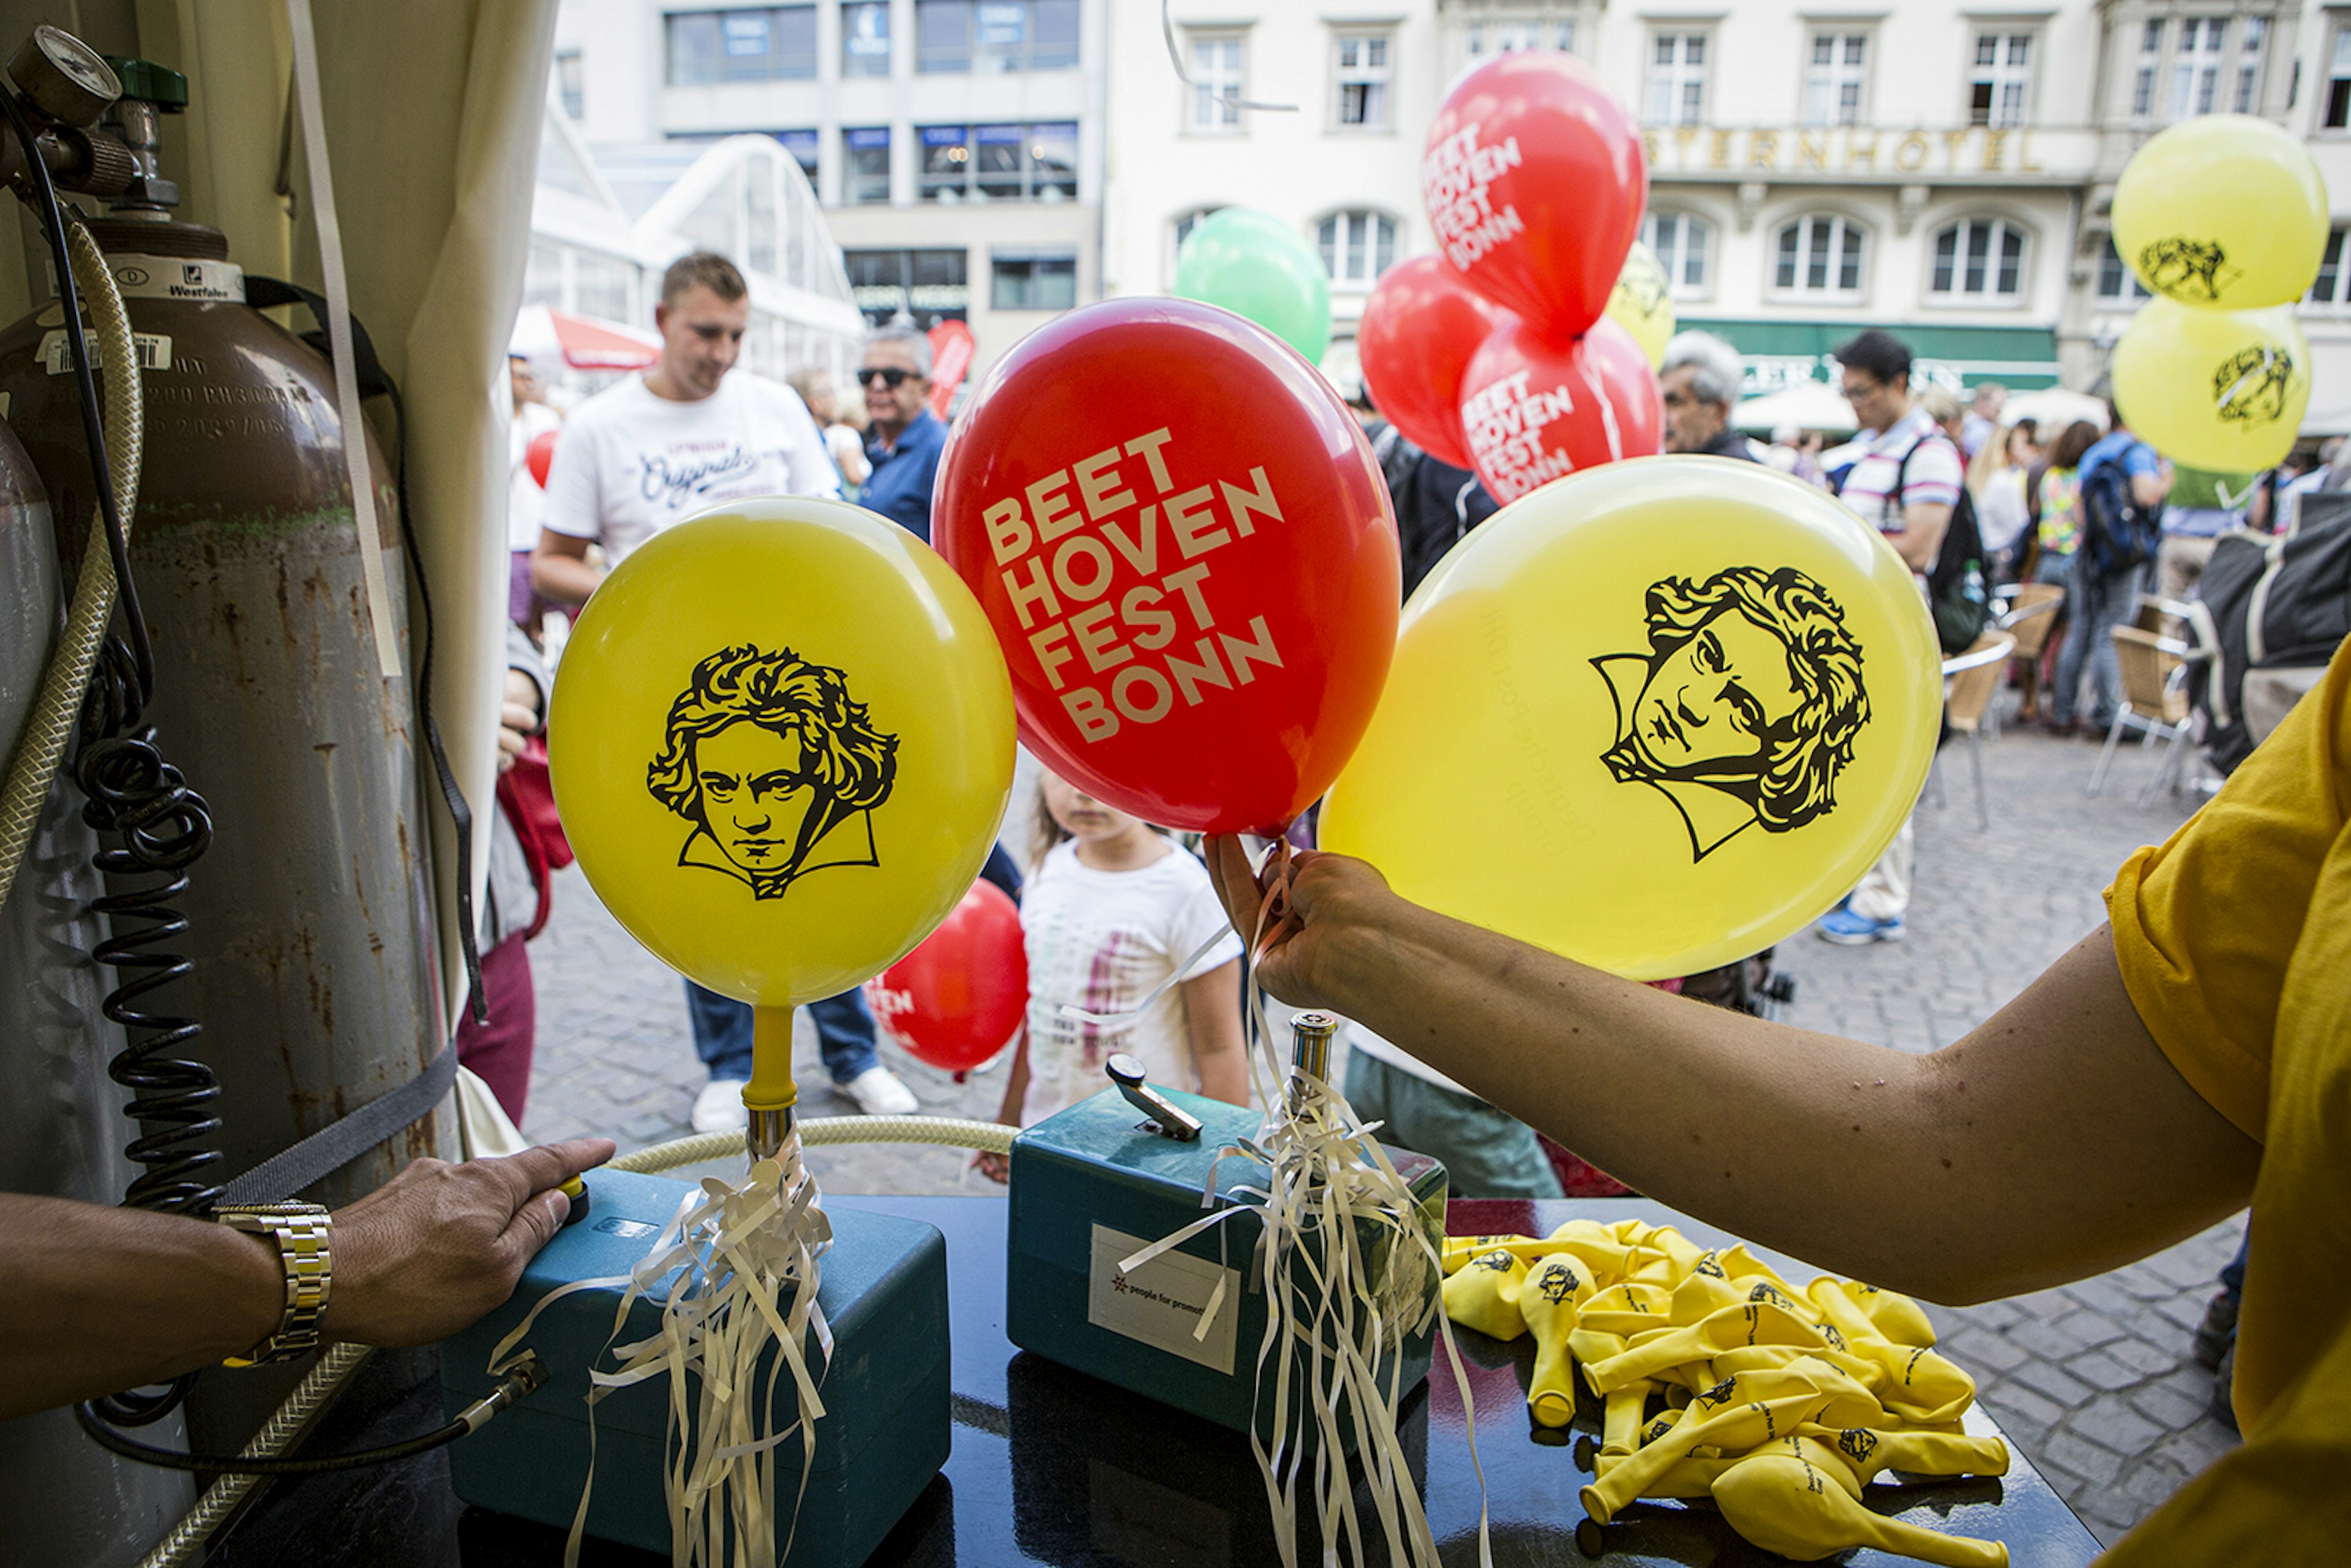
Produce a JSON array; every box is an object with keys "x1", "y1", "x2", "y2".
[{"x1": 521, "y1": 712, "x2": 2238, "y2": 1548}]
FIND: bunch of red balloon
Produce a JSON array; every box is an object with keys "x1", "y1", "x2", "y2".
[{"x1": 1360, "y1": 52, "x2": 1661, "y2": 507}]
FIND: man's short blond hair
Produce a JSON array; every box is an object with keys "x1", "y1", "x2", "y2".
[{"x1": 661, "y1": 251, "x2": 748, "y2": 309}]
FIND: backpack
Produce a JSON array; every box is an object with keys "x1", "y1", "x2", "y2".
[
  {"x1": 1883, "y1": 435, "x2": 1991, "y2": 657},
  {"x1": 2080, "y1": 446, "x2": 2164, "y2": 579},
  {"x1": 2187, "y1": 497, "x2": 2351, "y2": 772}
]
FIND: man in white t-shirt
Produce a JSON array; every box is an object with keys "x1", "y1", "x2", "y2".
[
  {"x1": 533, "y1": 252, "x2": 920, "y2": 1125},
  {"x1": 1817, "y1": 330, "x2": 1960, "y2": 947}
]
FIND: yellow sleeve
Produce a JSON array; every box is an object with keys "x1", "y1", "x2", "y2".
[{"x1": 2102, "y1": 640, "x2": 2351, "y2": 1141}]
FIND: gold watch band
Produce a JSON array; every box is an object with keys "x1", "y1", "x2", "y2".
[{"x1": 217, "y1": 1202, "x2": 333, "y2": 1367}]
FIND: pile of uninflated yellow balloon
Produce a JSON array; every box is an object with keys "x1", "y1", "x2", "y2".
[
  {"x1": 1441, "y1": 1221, "x2": 2012, "y2": 1567},
  {"x1": 2109, "y1": 116, "x2": 2328, "y2": 473}
]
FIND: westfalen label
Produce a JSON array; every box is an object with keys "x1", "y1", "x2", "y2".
[
  {"x1": 1087, "y1": 1223, "x2": 1239, "y2": 1376},
  {"x1": 38, "y1": 328, "x2": 171, "y2": 376},
  {"x1": 40, "y1": 253, "x2": 245, "y2": 305}
]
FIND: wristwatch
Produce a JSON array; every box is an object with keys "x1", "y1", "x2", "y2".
[{"x1": 216, "y1": 1202, "x2": 334, "y2": 1367}]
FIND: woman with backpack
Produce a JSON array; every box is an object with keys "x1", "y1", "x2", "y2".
[
  {"x1": 2049, "y1": 410, "x2": 2171, "y2": 736},
  {"x1": 2017, "y1": 420, "x2": 2102, "y2": 726}
]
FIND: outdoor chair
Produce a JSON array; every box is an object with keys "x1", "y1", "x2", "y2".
[
  {"x1": 1931, "y1": 630, "x2": 2015, "y2": 831},
  {"x1": 2087, "y1": 625, "x2": 2202, "y2": 805},
  {"x1": 1987, "y1": 583, "x2": 2063, "y2": 738}
]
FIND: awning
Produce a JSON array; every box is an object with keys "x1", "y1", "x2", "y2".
[
  {"x1": 1684, "y1": 318, "x2": 2063, "y2": 394},
  {"x1": 1731, "y1": 381, "x2": 1856, "y2": 434},
  {"x1": 510, "y1": 302, "x2": 661, "y2": 371}
]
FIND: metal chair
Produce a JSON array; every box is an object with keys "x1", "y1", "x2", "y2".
[
  {"x1": 2087, "y1": 625, "x2": 2202, "y2": 804},
  {"x1": 1933, "y1": 631, "x2": 2016, "y2": 831},
  {"x1": 1987, "y1": 583, "x2": 2064, "y2": 738}
]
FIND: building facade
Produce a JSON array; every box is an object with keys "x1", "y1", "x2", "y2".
[
  {"x1": 1114, "y1": 0, "x2": 2351, "y2": 435},
  {"x1": 553, "y1": 0, "x2": 1110, "y2": 375}
]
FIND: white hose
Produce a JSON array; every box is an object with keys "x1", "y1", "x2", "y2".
[
  {"x1": 0, "y1": 221, "x2": 143, "y2": 907},
  {"x1": 135, "y1": 1114, "x2": 1016, "y2": 1568}
]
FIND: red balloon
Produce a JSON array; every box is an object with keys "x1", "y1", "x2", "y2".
[
  {"x1": 527, "y1": 427, "x2": 559, "y2": 489},
  {"x1": 1357, "y1": 255, "x2": 1507, "y2": 470},
  {"x1": 1456, "y1": 315, "x2": 1662, "y2": 506},
  {"x1": 938, "y1": 298, "x2": 1398, "y2": 836},
  {"x1": 863, "y1": 879, "x2": 1027, "y2": 1072},
  {"x1": 1423, "y1": 51, "x2": 1645, "y2": 345}
]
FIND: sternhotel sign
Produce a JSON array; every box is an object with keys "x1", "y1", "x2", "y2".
[{"x1": 1643, "y1": 122, "x2": 2070, "y2": 181}]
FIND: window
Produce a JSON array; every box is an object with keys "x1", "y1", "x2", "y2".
[
  {"x1": 1803, "y1": 33, "x2": 1867, "y2": 128},
  {"x1": 915, "y1": 0, "x2": 1079, "y2": 73},
  {"x1": 2308, "y1": 227, "x2": 2350, "y2": 306},
  {"x1": 1774, "y1": 214, "x2": 1866, "y2": 296},
  {"x1": 1969, "y1": 32, "x2": 2031, "y2": 127},
  {"x1": 992, "y1": 251, "x2": 1078, "y2": 310},
  {"x1": 665, "y1": 8, "x2": 817, "y2": 84},
  {"x1": 2134, "y1": 20, "x2": 2162, "y2": 118},
  {"x1": 2170, "y1": 17, "x2": 2227, "y2": 119},
  {"x1": 1173, "y1": 206, "x2": 1226, "y2": 258},
  {"x1": 1190, "y1": 34, "x2": 1244, "y2": 131},
  {"x1": 842, "y1": 2, "x2": 891, "y2": 75},
  {"x1": 2237, "y1": 17, "x2": 2267, "y2": 112},
  {"x1": 919, "y1": 121, "x2": 1077, "y2": 201},
  {"x1": 1334, "y1": 32, "x2": 1392, "y2": 128},
  {"x1": 774, "y1": 129, "x2": 818, "y2": 184},
  {"x1": 1641, "y1": 211, "x2": 1711, "y2": 297},
  {"x1": 2329, "y1": 29, "x2": 2351, "y2": 127},
  {"x1": 1929, "y1": 218, "x2": 2027, "y2": 300},
  {"x1": 845, "y1": 127, "x2": 891, "y2": 204},
  {"x1": 2097, "y1": 235, "x2": 2152, "y2": 300},
  {"x1": 1466, "y1": 15, "x2": 1575, "y2": 56},
  {"x1": 555, "y1": 50, "x2": 584, "y2": 119},
  {"x1": 574, "y1": 252, "x2": 637, "y2": 321},
  {"x1": 845, "y1": 249, "x2": 969, "y2": 329},
  {"x1": 1647, "y1": 34, "x2": 1706, "y2": 126},
  {"x1": 1318, "y1": 210, "x2": 1398, "y2": 285}
]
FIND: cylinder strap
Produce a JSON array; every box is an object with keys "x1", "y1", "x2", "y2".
[{"x1": 218, "y1": 1045, "x2": 456, "y2": 1206}]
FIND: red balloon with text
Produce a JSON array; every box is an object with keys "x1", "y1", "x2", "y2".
[
  {"x1": 864, "y1": 879, "x2": 1026, "y2": 1072},
  {"x1": 1457, "y1": 314, "x2": 1662, "y2": 506},
  {"x1": 936, "y1": 298, "x2": 1400, "y2": 835},
  {"x1": 1357, "y1": 255, "x2": 1507, "y2": 470},
  {"x1": 1423, "y1": 51, "x2": 1645, "y2": 345}
]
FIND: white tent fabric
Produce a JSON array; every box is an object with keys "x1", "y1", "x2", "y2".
[
  {"x1": 0, "y1": 0, "x2": 555, "y2": 1028},
  {"x1": 1731, "y1": 380, "x2": 1858, "y2": 435}
]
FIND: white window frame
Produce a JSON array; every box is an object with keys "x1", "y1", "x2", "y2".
[
  {"x1": 2327, "y1": 23, "x2": 2351, "y2": 130},
  {"x1": 1318, "y1": 209, "x2": 1400, "y2": 287},
  {"x1": 2137, "y1": 12, "x2": 2273, "y2": 126},
  {"x1": 1187, "y1": 31, "x2": 1246, "y2": 133},
  {"x1": 2235, "y1": 15, "x2": 2269, "y2": 113},
  {"x1": 1641, "y1": 209, "x2": 1713, "y2": 300},
  {"x1": 1968, "y1": 29, "x2": 2034, "y2": 128},
  {"x1": 1646, "y1": 31, "x2": 1709, "y2": 127},
  {"x1": 1466, "y1": 12, "x2": 1577, "y2": 58},
  {"x1": 1771, "y1": 212, "x2": 1869, "y2": 302},
  {"x1": 2308, "y1": 226, "x2": 2351, "y2": 307},
  {"x1": 1802, "y1": 29, "x2": 1870, "y2": 129},
  {"x1": 2097, "y1": 234, "x2": 2153, "y2": 301},
  {"x1": 2170, "y1": 16, "x2": 2229, "y2": 120},
  {"x1": 2133, "y1": 18, "x2": 2164, "y2": 119},
  {"x1": 1927, "y1": 216, "x2": 2030, "y2": 304},
  {"x1": 1332, "y1": 30, "x2": 1393, "y2": 130},
  {"x1": 1169, "y1": 204, "x2": 1226, "y2": 283}
]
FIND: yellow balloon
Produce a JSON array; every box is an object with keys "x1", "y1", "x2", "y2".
[
  {"x1": 2112, "y1": 114, "x2": 2328, "y2": 309},
  {"x1": 1605, "y1": 241, "x2": 1674, "y2": 370},
  {"x1": 547, "y1": 500, "x2": 1016, "y2": 1009},
  {"x1": 2112, "y1": 298, "x2": 2310, "y2": 473},
  {"x1": 1321, "y1": 457, "x2": 1940, "y2": 980}
]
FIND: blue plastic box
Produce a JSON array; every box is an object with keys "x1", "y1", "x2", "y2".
[
  {"x1": 441, "y1": 1168, "x2": 948, "y2": 1564},
  {"x1": 1005, "y1": 1084, "x2": 1447, "y2": 1443}
]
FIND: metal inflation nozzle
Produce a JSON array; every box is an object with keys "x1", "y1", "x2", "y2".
[{"x1": 1106, "y1": 1052, "x2": 1202, "y2": 1142}]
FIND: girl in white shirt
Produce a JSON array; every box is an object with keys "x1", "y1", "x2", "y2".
[{"x1": 978, "y1": 770, "x2": 1249, "y2": 1176}]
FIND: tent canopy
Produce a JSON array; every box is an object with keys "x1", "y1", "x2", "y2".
[
  {"x1": 512, "y1": 302, "x2": 659, "y2": 371},
  {"x1": 1733, "y1": 381, "x2": 1857, "y2": 435}
]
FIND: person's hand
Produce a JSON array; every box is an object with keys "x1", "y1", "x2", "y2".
[
  {"x1": 321, "y1": 1138, "x2": 614, "y2": 1346},
  {"x1": 972, "y1": 1148, "x2": 1010, "y2": 1184},
  {"x1": 1202, "y1": 838, "x2": 1391, "y2": 1013},
  {"x1": 496, "y1": 669, "x2": 541, "y2": 774}
]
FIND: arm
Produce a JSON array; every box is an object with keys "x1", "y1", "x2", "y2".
[
  {"x1": 0, "y1": 1139, "x2": 613, "y2": 1419},
  {"x1": 2132, "y1": 467, "x2": 2170, "y2": 511},
  {"x1": 530, "y1": 527, "x2": 601, "y2": 609},
  {"x1": 1180, "y1": 959, "x2": 1250, "y2": 1107},
  {"x1": 1890, "y1": 499, "x2": 1951, "y2": 572},
  {"x1": 1204, "y1": 841, "x2": 2257, "y2": 1305},
  {"x1": 975, "y1": 1029, "x2": 1030, "y2": 1183}
]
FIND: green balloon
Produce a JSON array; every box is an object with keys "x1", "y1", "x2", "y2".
[{"x1": 1172, "y1": 208, "x2": 1332, "y2": 364}]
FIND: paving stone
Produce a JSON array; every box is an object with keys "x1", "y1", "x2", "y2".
[
  {"x1": 2068, "y1": 1402, "x2": 2166, "y2": 1458},
  {"x1": 2066, "y1": 1349, "x2": 2148, "y2": 1393},
  {"x1": 2129, "y1": 1382, "x2": 2211, "y2": 1431},
  {"x1": 2009, "y1": 1313, "x2": 2101, "y2": 1361},
  {"x1": 2010, "y1": 1359, "x2": 2098, "y2": 1409},
  {"x1": 2053, "y1": 1308, "x2": 2129, "y2": 1349},
  {"x1": 2040, "y1": 1429, "x2": 2127, "y2": 1487},
  {"x1": 2105, "y1": 1336, "x2": 2184, "y2": 1379},
  {"x1": 1980, "y1": 1387, "x2": 2064, "y2": 1446},
  {"x1": 1945, "y1": 1324, "x2": 2031, "y2": 1374}
]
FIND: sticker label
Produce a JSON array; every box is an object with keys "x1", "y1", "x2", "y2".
[
  {"x1": 1087, "y1": 1223, "x2": 1238, "y2": 1376},
  {"x1": 106, "y1": 255, "x2": 246, "y2": 304},
  {"x1": 593, "y1": 1217, "x2": 660, "y2": 1239},
  {"x1": 38, "y1": 328, "x2": 171, "y2": 375}
]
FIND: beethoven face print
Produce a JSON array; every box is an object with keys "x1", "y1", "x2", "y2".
[
  {"x1": 1594, "y1": 565, "x2": 1869, "y2": 861},
  {"x1": 647, "y1": 644, "x2": 899, "y2": 900}
]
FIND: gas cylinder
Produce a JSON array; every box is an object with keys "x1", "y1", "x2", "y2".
[
  {"x1": 0, "y1": 414, "x2": 194, "y2": 1564},
  {"x1": 0, "y1": 59, "x2": 454, "y2": 1215}
]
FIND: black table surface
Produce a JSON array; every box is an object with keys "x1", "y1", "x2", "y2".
[{"x1": 439, "y1": 1194, "x2": 2105, "y2": 1568}]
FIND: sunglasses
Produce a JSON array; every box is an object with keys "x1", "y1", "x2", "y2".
[{"x1": 856, "y1": 367, "x2": 913, "y2": 388}]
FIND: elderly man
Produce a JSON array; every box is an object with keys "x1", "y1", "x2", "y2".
[
  {"x1": 856, "y1": 326, "x2": 950, "y2": 542},
  {"x1": 1659, "y1": 331, "x2": 1757, "y2": 460}
]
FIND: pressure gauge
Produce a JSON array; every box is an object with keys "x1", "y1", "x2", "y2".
[{"x1": 8, "y1": 25, "x2": 122, "y2": 128}]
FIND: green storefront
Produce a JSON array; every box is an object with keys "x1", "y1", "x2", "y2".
[{"x1": 1682, "y1": 319, "x2": 2063, "y2": 393}]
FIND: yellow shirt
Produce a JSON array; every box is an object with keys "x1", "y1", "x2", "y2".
[{"x1": 2100, "y1": 636, "x2": 2351, "y2": 1562}]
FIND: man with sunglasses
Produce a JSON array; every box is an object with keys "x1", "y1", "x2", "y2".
[{"x1": 853, "y1": 327, "x2": 947, "y2": 543}]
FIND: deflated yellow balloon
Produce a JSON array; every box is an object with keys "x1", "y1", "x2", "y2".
[
  {"x1": 1711, "y1": 1448, "x2": 2009, "y2": 1567},
  {"x1": 1322, "y1": 457, "x2": 1941, "y2": 979},
  {"x1": 2112, "y1": 114, "x2": 2328, "y2": 310},
  {"x1": 1605, "y1": 241, "x2": 1674, "y2": 370},
  {"x1": 549, "y1": 501, "x2": 1016, "y2": 1008},
  {"x1": 2113, "y1": 298, "x2": 2310, "y2": 473}
]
